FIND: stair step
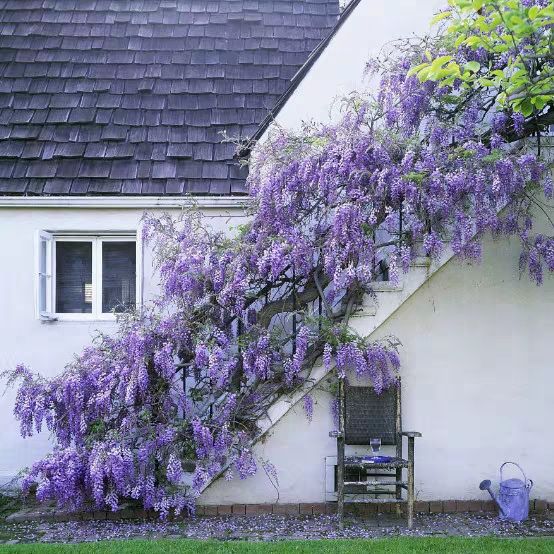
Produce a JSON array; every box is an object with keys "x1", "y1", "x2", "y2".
[
  {"x1": 369, "y1": 282, "x2": 403, "y2": 292},
  {"x1": 410, "y1": 256, "x2": 431, "y2": 268},
  {"x1": 352, "y1": 305, "x2": 377, "y2": 317}
]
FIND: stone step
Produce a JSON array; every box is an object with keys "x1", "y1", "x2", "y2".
[
  {"x1": 410, "y1": 256, "x2": 431, "y2": 268},
  {"x1": 369, "y1": 281, "x2": 403, "y2": 292},
  {"x1": 351, "y1": 264, "x2": 431, "y2": 330}
]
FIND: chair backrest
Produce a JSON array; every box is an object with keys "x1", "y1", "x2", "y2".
[{"x1": 344, "y1": 384, "x2": 400, "y2": 445}]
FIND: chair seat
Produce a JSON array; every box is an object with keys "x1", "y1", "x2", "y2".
[{"x1": 344, "y1": 456, "x2": 409, "y2": 469}]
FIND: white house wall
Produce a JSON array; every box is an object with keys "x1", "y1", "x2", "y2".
[
  {"x1": 0, "y1": 204, "x2": 248, "y2": 482},
  {"x1": 202, "y1": 215, "x2": 554, "y2": 504},
  {"x1": 270, "y1": 0, "x2": 445, "y2": 131},
  {"x1": 201, "y1": 386, "x2": 336, "y2": 506}
]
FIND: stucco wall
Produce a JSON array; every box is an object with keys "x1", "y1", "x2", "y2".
[
  {"x1": 202, "y1": 222, "x2": 554, "y2": 504},
  {"x1": 0, "y1": 204, "x2": 247, "y2": 481},
  {"x1": 374, "y1": 232, "x2": 554, "y2": 501},
  {"x1": 201, "y1": 386, "x2": 335, "y2": 506},
  {"x1": 270, "y1": 0, "x2": 445, "y2": 131}
]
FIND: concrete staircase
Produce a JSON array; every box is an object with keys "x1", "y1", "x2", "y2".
[
  {"x1": 349, "y1": 256, "x2": 433, "y2": 336},
  {"x1": 255, "y1": 252, "x2": 455, "y2": 440},
  {"x1": 199, "y1": 246, "x2": 459, "y2": 494}
]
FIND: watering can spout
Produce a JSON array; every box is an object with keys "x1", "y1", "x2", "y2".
[{"x1": 479, "y1": 479, "x2": 506, "y2": 516}]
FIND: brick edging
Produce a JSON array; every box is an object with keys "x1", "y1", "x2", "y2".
[
  {"x1": 197, "y1": 499, "x2": 553, "y2": 516},
  {"x1": 7, "y1": 499, "x2": 552, "y2": 523}
]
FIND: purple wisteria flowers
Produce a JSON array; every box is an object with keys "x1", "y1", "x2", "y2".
[{"x1": 6, "y1": 35, "x2": 553, "y2": 519}]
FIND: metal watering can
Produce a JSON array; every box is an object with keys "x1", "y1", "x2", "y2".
[{"x1": 479, "y1": 462, "x2": 533, "y2": 522}]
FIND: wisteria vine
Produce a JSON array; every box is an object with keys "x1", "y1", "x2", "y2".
[{"x1": 6, "y1": 13, "x2": 553, "y2": 518}]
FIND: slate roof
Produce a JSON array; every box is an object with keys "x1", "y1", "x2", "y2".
[{"x1": 0, "y1": 0, "x2": 339, "y2": 196}]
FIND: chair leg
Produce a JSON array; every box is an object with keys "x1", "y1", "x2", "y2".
[
  {"x1": 395, "y1": 468, "x2": 402, "y2": 516},
  {"x1": 337, "y1": 436, "x2": 344, "y2": 530},
  {"x1": 407, "y1": 460, "x2": 414, "y2": 529},
  {"x1": 337, "y1": 378, "x2": 345, "y2": 530},
  {"x1": 407, "y1": 433, "x2": 416, "y2": 530}
]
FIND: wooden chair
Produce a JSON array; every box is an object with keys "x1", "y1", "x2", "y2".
[{"x1": 331, "y1": 378, "x2": 421, "y2": 529}]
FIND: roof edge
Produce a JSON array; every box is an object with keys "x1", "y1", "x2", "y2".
[
  {"x1": 0, "y1": 195, "x2": 250, "y2": 209},
  {"x1": 246, "y1": 0, "x2": 363, "y2": 148}
]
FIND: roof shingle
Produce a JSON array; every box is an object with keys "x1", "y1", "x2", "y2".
[{"x1": 0, "y1": 0, "x2": 339, "y2": 195}]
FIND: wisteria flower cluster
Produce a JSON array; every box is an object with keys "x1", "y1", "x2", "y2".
[{"x1": 6, "y1": 26, "x2": 552, "y2": 518}]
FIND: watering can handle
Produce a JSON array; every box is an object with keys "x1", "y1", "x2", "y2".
[{"x1": 500, "y1": 461, "x2": 528, "y2": 484}]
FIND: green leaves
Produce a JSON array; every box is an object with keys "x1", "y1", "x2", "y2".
[
  {"x1": 407, "y1": 62, "x2": 429, "y2": 77},
  {"x1": 432, "y1": 55, "x2": 454, "y2": 67},
  {"x1": 431, "y1": 10, "x2": 452, "y2": 24},
  {"x1": 413, "y1": 54, "x2": 463, "y2": 83},
  {"x1": 482, "y1": 149, "x2": 504, "y2": 163},
  {"x1": 464, "y1": 61, "x2": 480, "y2": 73},
  {"x1": 403, "y1": 171, "x2": 428, "y2": 185},
  {"x1": 528, "y1": 5, "x2": 539, "y2": 20},
  {"x1": 419, "y1": 0, "x2": 554, "y2": 117},
  {"x1": 517, "y1": 98, "x2": 534, "y2": 117}
]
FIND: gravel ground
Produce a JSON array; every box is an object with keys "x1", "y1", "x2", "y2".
[{"x1": 0, "y1": 512, "x2": 552, "y2": 544}]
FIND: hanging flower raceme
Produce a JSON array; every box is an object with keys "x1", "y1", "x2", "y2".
[{"x1": 242, "y1": 332, "x2": 275, "y2": 381}]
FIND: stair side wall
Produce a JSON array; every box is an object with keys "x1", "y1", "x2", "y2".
[{"x1": 202, "y1": 208, "x2": 554, "y2": 504}]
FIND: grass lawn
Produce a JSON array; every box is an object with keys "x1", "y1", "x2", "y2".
[{"x1": 0, "y1": 538, "x2": 552, "y2": 553}]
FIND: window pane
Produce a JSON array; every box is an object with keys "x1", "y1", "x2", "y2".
[
  {"x1": 56, "y1": 242, "x2": 93, "y2": 313},
  {"x1": 102, "y1": 241, "x2": 136, "y2": 313}
]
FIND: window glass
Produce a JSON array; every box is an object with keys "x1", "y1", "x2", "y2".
[
  {"x1": 102, "y1": 241, "x2": 136, "y2": 313},
  {"x1": 56, "y1": 242, "x2": 93, "y2": 313}
]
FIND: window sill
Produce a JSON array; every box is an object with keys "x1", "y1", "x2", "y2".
[{"x1": 40, "y1": 314, "x2": 119, "y2": 323}]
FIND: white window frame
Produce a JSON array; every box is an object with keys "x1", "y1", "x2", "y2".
[
  {"x1": 35, "y1": 230, "x2": 54, "y2": 320},
  {"x1": 36, "y1": 231, "x2": 141, "y2": 322}
]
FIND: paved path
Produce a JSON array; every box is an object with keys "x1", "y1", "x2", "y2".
[{"x1": 0, "y1": 512, "x2": 553, "y2": 543}]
